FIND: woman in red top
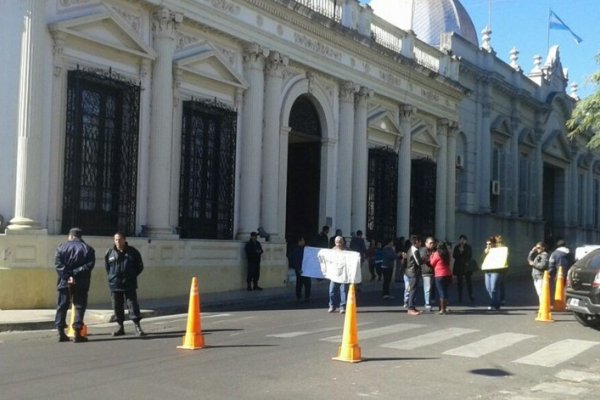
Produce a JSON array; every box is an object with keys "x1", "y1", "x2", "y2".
[{"x1": 430, "y1": 242, "x2": 453, "y2": 314}]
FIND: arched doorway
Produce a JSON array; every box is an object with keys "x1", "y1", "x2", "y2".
[{"x1": 286, "y1": 95, "x2": 322, "y2": 245}]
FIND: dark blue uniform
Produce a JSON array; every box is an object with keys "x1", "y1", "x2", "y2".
[
  {"x1": 54, "y1": 238, "x2": 95, "y2": 331},
  {"x1": 105, "y1": 244, "x2": 144, "y2": 325}
]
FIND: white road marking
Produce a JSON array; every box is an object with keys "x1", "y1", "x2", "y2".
[
  {"x1": 319, "y1": 323, "x2": 424, "y2": 343},
  {"x1": 555, "y1": 369, "x2": 600, "y2": 383},
  {"x1": 267, "y1": 326, "x2": 342, "y2": 338},
  {"x1": 443, "y1": 332, "x2": 535, "y2": 358},
  {"x1": 381, "y1": 327, "x2": 478, "y2": 350},
  {"x1": 530, "y1": 382, "x2": 588, "y2": 395},
  {"x1": 513, "y1": 339, "x2": 600, "y2": 368}
]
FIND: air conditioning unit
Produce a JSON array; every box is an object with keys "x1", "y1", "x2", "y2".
[
  {"x1": 491, "y1": 180, "x2": 501, "y2": 195},
  {"x1": 456, "y1": 155, "x2": 464, "y2": 169}
]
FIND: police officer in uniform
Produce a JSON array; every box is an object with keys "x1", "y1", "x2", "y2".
[
  {"x1": 105, "y1": 232, "x2": 146, "y2": 336},
  {"x1": 54, "y1": 227, "x2": 95, "y2": 343}
]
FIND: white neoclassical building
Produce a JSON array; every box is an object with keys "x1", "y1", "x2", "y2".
[{"x1": 0, "y1": 0, "x2": 597, "y2": 308}]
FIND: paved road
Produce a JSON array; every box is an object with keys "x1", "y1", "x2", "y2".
[{"x1": 1, "y1": 278, "x2": 599, "y2": 400}]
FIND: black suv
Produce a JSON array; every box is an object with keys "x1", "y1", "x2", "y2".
[{"x1": 566, "y1": 247, "x2": 600, "y2": 329}]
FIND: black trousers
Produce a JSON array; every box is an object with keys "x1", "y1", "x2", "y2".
[
  {"x1": 247, "y1": 260, "x2": 261, "y2": 286},
  {"x1": 295, "y1": 271, "x2": 312, "y2": 299},
  {"x1": 54, "y1": 285, "x2": 88, "y2": 330},
  {"x1": 111, "y1": 289, "x2": 142, "y2": 324},
  {"x1": 381, "y1": 268, "x2": 393, "y2": 296}
]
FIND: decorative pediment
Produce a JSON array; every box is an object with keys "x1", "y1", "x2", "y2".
[
  {"x1": 412, "y1": 122, "x2": 440, "y2": 157},
  {"x1": 542, "y1": 129, "x2": 571, "y2": 162},
  {"x1": 519, "y1": 128, "x2": 537, "y2": 148},
  {"x1": 368, "y1": 109, "x2": 401, "y2": 148},
  {"x1": 491, "y1": 116, "x2": 512, "y2": 138},
  {"x1": 49, "y1": 6, "x2": 156, "y2": 60},
  {"x1": 174, "y1": 43, "x2": 248, "y2": 89}
]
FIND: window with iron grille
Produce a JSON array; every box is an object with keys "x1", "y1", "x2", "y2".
[
  {"x1": 62, "y1": 69, "x2": 140, "y2": 236},
  {"x1": 179, "y1": 100, "x2": 237, "y2": 239},
  {"x1": 366, "y1": 147, "x2": 398, "y2": 243}
]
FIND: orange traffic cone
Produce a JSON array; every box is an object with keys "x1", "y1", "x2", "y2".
[
  {"x1": 332, "y1": 284, "x2": 362, "y2": 363},
  {"x1": 536, "y1": 271, "x2": 554, "y2": 322},
  {"x1": 177, "y1": 277, "x2": 205, "y2": 350},
  {"x1": 66, "y1": 303, "x2": 87, "y2": 338},
  {"x1": 553, "y1": 266, "x2": 566, "y2": 312}
]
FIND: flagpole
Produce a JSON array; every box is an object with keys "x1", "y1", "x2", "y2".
[{"x1": 547, "y1": 8, "x2": 550, "y2": 53}]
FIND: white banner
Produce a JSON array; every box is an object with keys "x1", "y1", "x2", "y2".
[{"x1": 317, "y1": 248, "x2": 362, "y2": 284}]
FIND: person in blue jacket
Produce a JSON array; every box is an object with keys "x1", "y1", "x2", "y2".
[
  {"x1": 105, "y1": 232, "x2": 145, "y2": 337},
  {"x1": 54, "y1": 228, "x2": 95, "y2": 343}
]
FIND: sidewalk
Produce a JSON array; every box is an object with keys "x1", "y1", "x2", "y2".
[{"x1": 0, "y1": 278, "x2": 341, "y2": 332}]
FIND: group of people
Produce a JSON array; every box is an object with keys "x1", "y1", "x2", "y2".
[
  {"x1": 54, "y1": 228, "x2": 146, "y2": 343},
  {"x1": 527, "y1": 239, "x2": 574, "y2": 298}
]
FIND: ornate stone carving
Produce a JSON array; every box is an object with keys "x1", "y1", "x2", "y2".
[
  {"x1": 400, "y1": 105, "x2": 416, "y2": 120},
  {"x1": 243, "y1": 44, "x2": 268, "y2": 70},
  {"x1": 177, "y1": 32, "x2": 200, "y2": 50},
  {"x1": 51, "y1": 31, "x2": 66, "y2": 57},
  {"x1": 339, "y1": 80, "x2": 356, "y2": 102},
  {"x1": 355, "y1": 86, "x2": 373, "y2": 104},
  {"x1": 112, "y1": 5, "x2": 142, "y2": 35},
  {"x1": 58, "y1": 0, "x2": 94, "y2": 8},
  {"x1": 203, "y1": 0, "x2": 241, "y2": 16},
  {"x1": 266, "y1": 52, "x2": 289, "y2": 77},
  {"x1": 293, "y1": 32, "x2": 342, "y2": 62},
  {"x1": 152, "y1": 8, "x2": 183, "y2": 40}
]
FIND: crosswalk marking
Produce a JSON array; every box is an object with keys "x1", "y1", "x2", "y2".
[
  {"x1": 555, "y1": 369, "x2": 600, "y2": 382},
  {"x1": 530, "y1": 382, "x2": 588, "y2": 396},
  {"x1": 319, "y1": 323, "x2": 424, "y2": 343},
  {"x1": 381, "y1": 327, "x2": 478, "y2": 350},
  {"x1": 513, "y1": 339, "x2": 600, "y2": 367},
  {"x1": 443, "y1": 332, "x2": 535, "y2": 358}
]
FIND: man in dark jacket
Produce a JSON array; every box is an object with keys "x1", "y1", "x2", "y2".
[
  {"x1": 245, "y1": 232, "x2": 264, "y2": 291},
  {"x1": 54, "y1": 227, "x2": 95, "y2": 343},
  {"x1": 549, "y1": 239, "x2": 574, "y2": 277},
  {"x1": 105, "y1": 232, "x2": 145, "y2": 336}
]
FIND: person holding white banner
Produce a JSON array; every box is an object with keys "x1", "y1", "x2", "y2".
[
  {"x1": 481, "y1": 236, "x2": 509, "y2": 310},
  {"x1": 318, "y1": 236, "x2": 362, "y2": 314}
]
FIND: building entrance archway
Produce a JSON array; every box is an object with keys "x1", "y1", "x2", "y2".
[{"x1": 286, "y1": 95, "x2": 322, "y2": 245}]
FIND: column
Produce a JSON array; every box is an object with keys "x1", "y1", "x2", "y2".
[
  {"x1": 446, "y1": 122, "x2": 458, "y2": 241},
  {"x1": 510, "y1": 115, "x2": 521, "y2": 216},
  {"x1": 8, "y1": 0, "x2": 46, "y2": 232},
  {"x1": 585, "y1": 157, "x2": 594, "y2": 227},
  {"x1": 47, "y1": 30, "x2": 67, "y2": 233},
  {"x1": 136, "y1": 59, "x2": 152, "y2": 234},
  {"x1": 351, "y1": 87, "x2": 370, "y2": 233},
  {"x1": 233, "y1": 89, "x2": 244, "y2": 237},
  {"x1": 397, "y1": 105, "x2": 414, "y2": 237},
  {"x1": 278, "y1": 126, "x2": 292, "y2": 240},
  {"x1": 533, "y1": 133, "x2": 544, "y2": 219},
  {"x1": 146, "y1": 8, "x2": 181, "y2": 238},
  {"x1": 237, "y1": 44, "x2": 267, "y2": 238},
  {"x1": 336, "y1": 81, "x2": 356, "y2": 235},
  {"x1": 435, "y1": 119, "x2": 449, "y2": 240},
  {"x1": 261, "y1": 51, "x2": 288, "y2": 241},
  {"x1": 478, "y1": 81, "x2": 492, "y2": 212}
]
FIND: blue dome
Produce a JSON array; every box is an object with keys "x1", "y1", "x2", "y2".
[{"x1": 371, "y1": 0, "x2": 478, "y2": 48}]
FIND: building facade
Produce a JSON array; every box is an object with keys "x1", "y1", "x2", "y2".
[{"x1": 0, "y1": 0, "x2": 596, "y2": 308}]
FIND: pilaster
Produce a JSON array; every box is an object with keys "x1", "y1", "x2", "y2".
[
  {"x1": 446, "y1": 121, "x2": 458, "y2": 241},
  {"x1": 238, "y1": 44, "x2": 267, "y2": 238},
  {"x1": 435, "y1": 119, "x2": 449, "y2": 240},
  {"x1": 478, "y1": 79, "x2": 492, "y2": 213},
  {"x1": 137, "y1": 59, "x2": 152, "y2": 235},
  {"x1": 261, "y1": 51, "x2": 288, "y2": 241},
  {"x1": 351, "y1": 86, "x2": 371, "y2": 233},
  {"x1": 336, "y1": 80, "x2": 356, "y2": 235},
  {"x1": 397, "y1": 105, "x2": 414, "y2": 237}
]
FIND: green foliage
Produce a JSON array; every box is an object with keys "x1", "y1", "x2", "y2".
[{"x1": 567, "y1": 55, "x2": 600, "y2": 149}]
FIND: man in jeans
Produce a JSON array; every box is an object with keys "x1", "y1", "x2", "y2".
[{"x1": 421, "y1": 237, "x2": 437, "y2": 312}]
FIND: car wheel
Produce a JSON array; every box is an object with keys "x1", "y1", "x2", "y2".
[{"x1": 573, "y1": 312, "x2": 600, "y2": 330}]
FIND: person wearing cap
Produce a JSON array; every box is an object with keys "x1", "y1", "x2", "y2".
[
  {"x1": 105, "y1": 232, "x2": 146, "y2": 337},
  {"x1": 245, "y1": 232, "x2": 264, "y2": 291},
  {"x1": 54, "y1": 228, "x2": 96, "y2": 343}
]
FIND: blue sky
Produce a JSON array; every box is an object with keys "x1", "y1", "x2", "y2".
[{"x1": 362, "y1": 0, "x2": 600, "y2": 98}]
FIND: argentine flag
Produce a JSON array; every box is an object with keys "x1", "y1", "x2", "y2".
[{"x1": 549, "y1": 10, "x2": 583, "y2": 44}]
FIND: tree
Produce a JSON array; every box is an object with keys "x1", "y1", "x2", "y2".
[{"x1": 567, "y1": 54, "x2": 600, "y2": 149}]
